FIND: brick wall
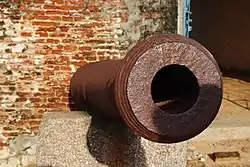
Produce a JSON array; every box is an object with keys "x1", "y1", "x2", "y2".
[{"x1": 0, "y1": 0, "x2": 177, "y2": 165}]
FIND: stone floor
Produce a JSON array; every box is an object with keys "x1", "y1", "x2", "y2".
[
  {"x1": 220, "y1": 76, "x2": 250, "y2": 115},
  {"x1": 188, "y1": 76, "x2": 250, "y2": 167}
]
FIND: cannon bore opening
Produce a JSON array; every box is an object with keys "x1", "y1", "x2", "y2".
[{"x1": 151, "y1": 64, "x2": 199, "y2": 114}]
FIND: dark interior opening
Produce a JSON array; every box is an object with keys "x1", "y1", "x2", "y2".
[
  {"x1": 190, "y1": 0, "x2": 250, "y2": 76},
  {"x1": 151, "y1": 64, "x2": 199, "y2": 114}
]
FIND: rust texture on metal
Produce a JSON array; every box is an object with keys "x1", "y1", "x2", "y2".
[{"x1": 70, "y1": 34, "x2": 223, "y2": 143}]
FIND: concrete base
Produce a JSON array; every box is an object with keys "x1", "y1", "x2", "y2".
[{"x1": 36, "y1": 112, "x2": 187, "y2": 167}]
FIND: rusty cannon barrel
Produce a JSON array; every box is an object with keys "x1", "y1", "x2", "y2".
[{"x1": 70, "y1": 34, "x2": 223, "y2": 143}]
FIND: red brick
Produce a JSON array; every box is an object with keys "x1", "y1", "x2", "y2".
[
  {"x1": 46, "y1": 10, "x2": 68, "y2": 15},
  {"x1": 37, "y1": 109, "x2": 46, "y2": 114},
  {"x1": 3, "y1": 126, "x2": 13, "y2": 131},
  {"x1": 88, "y1": 2, "x2": 98, "y2": 7},
  {"x1": 95, "y1": 45, "x2": 114, "y2": 50},
  {"x1": 46, "y1": 102, "x2": 66, "y2": 108},
  {"x1": 62, "y1": 16, "x2": 73, "y2": 22},
  {"x1": 91, "y1": 16, "x2": 104, "y2": 22},
  {"x1": 43, "y1": 70, "x2": 54, "y2": 75},
  {"x1": 86, "y1": 40, "x2": 106, "y2": 44},
  {"x1": 30, "y1": 98, "x2": 41, "y2": 103},
  {"x1": 37, "y1": 27, "x2": 56, "y2": 32},
  {"x1": 49, "y1": 33, "x2": 65, "y2": 37},
  {"x1": 30, "y1": 120, "x2": 41, "y2": 126},
  {"x1": 31, "y1": 114, "x2": 43, "y2": 119},
  {"x1": 103, "y1": 1, "x2": 114, "y2": 6},
  {"x1": 2, "y1": 132, "x2": 19, "y2": 137},
  {"x1": 36, "y1": 39, "x2": 46, "y2": 43},
  {"x1": 47, "y1": 39, "x2": 60, "y2": 43},
  {"x1": 85, "y1": 56, "x2": 97, "y2": 61},
  {"x1": 30, "y1": 126, "x2": 40, "y2": 134},
  {"x1": 47, "y1": 65, "x2": 60, "y2": 70},
  {"x1": 48, "y1": 98, "x2": 60, "y2": 102},
  {"x1": 79, "y1": 46, "x2": 92, "y2": 51},
  {"x1": 19, "y1": 4, "x2": 26, "y2": 10},
  {"x1": 86, "y1": 32, "x2": 94, "y2": 38},
  {"x1": 21, "y1": 32, "x2": 32, "y2": 37},
  {"x1": 64, "y1": 45, "x2": 77, "y2": 52},
  {"x1": 76, "y1": 24, "x2": 92, "y2": 28},
  {"x1": 35, "y1": 49, "x2": 52, "y2": 55},
  {"x1": 56, "y1": 45, "x2": 63, "y2": 49},
  {"x1": 34, "y1": 11, "x2": 45, "y2": 15},
  {"x1": 104, "y1": 51, "x2": 119, "y2": 55},
  {"x1": 96, "y1": 29, "x2": 112, "y2": 33},
  {"x1": 0, "y1": 142, "x2": 9, "y2": 147},
  {"x1": 52, "y1": 50, "x2": 63, "y2": 54},
  {"x1": 32, "y1": 21, "x2": 57, "y2": 27},
  {"x1": 144, "y1": 12, "x2": 163, "y2": 19},
  {"x1": 99, "y1": 56, "x2": 111, "y2": 61},
  {"x1": 89, "y1": 6, "x2": 100, "y2": 12},
  {"x1": 81, "y1": 11, "x2": 91, "y2": 16},
  {"x1": 17, "y1": 128, "x2": 27, "y2": 132},
  {"x1": 74, "y1": 17, "x2": 85, "y2": 22},
  {"x1": 59, "y1": 56, "x2": 70, "y2": 62},
  {"x1": 34, "y1": 0, "x2": 45, "y2": 4},
  {"x1": 56, "y1": 92, "x2": 69, "y2": 97},
  {"x1": 16, "y1": 98, "x2": 27, "y2": 102},
  {"x1": 45, "y1": 56, "x2": 70, "y2": 65},
  {"x1": 44, "y1": 5, "x2": 58, "y2": 10},
  {"x1": 15, "y1": 120, "x2": 28, "y2": 126},
  {"x1": 97, "y1": 51, "x2": 104, "y2": 55},
  {"x1": 23, "y1": 15, "x2": 35, "y2": 20},
  {"x1": 19, "y1": 76, "x2": 33, "y2": 80},
  {"x1": 60, "y1": 66, "x2": 71, "y2": 71},
  {"x1": 48, "y1": 16, "x2": 61, "y2": 21},
  {"x1": 91, "y1": 22, "x2": 105, "y2": 28},
  {"x1": 59, "y1": 26, "x2": 68, "y2": 32},
  {"x1": 36, "y1": 32, "x2": 48, "y2": 37},
  {"x1": 71, "y1": 5, "x2": 84, "y2": 10},
  {"x1": 16, "y1": 92, "x2": 28, "y2": 97},
  {"x1": 51, "y1": 0, "x2": 64, "y2": 4},
  {"x1": 66, "y1": 0, "x2": 84, "y2": 5},
  {"x1": 113, "y1": 1, "x2": 126, "y2": 7},
  {"x1": 62, "y1": 39, "x2": 75, "y2": 43},
  {"x1": 73, "y1": 52, "x2": 96, "y2": 59},
  {"x1": 20, "y1": 132, "x2": 32, "y2": 135},
  {"x1": 57, "y1": 5, "x2": 74, "y2": 10},
  {"x1": 35, "y1": 15, "x2": 49, "y2": 20}
]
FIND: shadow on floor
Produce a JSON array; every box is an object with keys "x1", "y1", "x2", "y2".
[{"x1": 68, "y1": 93, "x2": 147, "y2": 167}]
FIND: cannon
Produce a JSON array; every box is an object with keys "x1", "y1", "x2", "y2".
[{"x1": 70, "y1": 34, "x2": 223, "y2": 143}]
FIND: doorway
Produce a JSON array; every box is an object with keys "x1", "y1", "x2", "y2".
[{"x1": 190, "y1": 0, "x2": 250, "y2": 75}]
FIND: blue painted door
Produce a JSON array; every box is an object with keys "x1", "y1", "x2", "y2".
[{"x1": 184, "y1": 0, "x2": 192, "y2": 37}]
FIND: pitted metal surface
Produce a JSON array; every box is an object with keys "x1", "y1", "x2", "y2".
[{"x1": 127, "y1": 42, "x2": 222, "y2": 139}]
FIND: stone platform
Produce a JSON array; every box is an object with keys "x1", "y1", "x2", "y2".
[{"x1": 36, "y1": 112, "x2": 187, "y2": 167}]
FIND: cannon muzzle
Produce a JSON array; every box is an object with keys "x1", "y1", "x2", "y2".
[{"x1": 70, "y1": 34, "x2": 223, "y2": 143}]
